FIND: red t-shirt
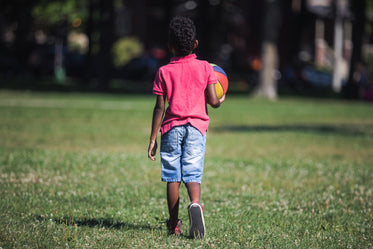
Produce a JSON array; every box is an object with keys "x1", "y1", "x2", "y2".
[{"x1": 153, "y1": 54, "x2": 217, "y2": 135}]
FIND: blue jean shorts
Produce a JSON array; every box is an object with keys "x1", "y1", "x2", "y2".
[{"x1": 160, "y1": 124, "x2": 206, "y2": 184}]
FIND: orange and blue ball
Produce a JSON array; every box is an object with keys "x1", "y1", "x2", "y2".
[{"x1": 210, "y1": 63, "x2": 228, "y2": 99}]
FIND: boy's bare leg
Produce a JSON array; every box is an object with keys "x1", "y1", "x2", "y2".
[
  {"x1": 185, "y1": 182, "x2": 201, "y2": 203},
  {"x1": 167, "y1": 182, "x2": 181, "y2": 223},
  {"x1": 186, "y1": 182, "x2": 205, "y2": 238}
]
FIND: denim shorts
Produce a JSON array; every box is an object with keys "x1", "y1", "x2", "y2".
[{"x1": 160, "y1": 124, "x2": 206, "y2": 184}]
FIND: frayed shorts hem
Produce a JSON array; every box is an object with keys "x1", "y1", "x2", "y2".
[
  {"x1": 162, "y1": 177, "x2": 202, "y2": 184},
  {"x1": 161, "y1": 178, "x2": 180, "y2": 183}
]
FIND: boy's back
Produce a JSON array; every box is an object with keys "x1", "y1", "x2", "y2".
[{"x1": 153, "y1": 53, "x2": 216, "y2": 135}]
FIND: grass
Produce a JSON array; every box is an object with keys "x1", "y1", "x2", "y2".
[{"x1": 0, "y1": 90, "x2": 372, "y2": 248}]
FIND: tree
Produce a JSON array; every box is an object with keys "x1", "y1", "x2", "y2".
[
  {"x1": 343, "y1": 0, "x2": 367, "y2": 98},
  {"x1": 0, "y1": 0, "x2": 36, "y2": 72},
  {"x1": 32, "y1": 0, "x2": 115, "y2": 89},
  {"x1": 96, "y1": 0, "x2": 114, "y2": 90},
  {"x1": 253, "y1": 0, "x2": 282, "y2": 100},
  {"x1": 332, "y1": 0, "x2": 350, "y2": 93},
  {"x1": 32, "y1": 0, "x2": 89, "y2": 83}
]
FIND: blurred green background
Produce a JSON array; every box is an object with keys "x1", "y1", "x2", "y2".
[{"x1": 1, "y1": 0, "x2": 373, "y2": 100}]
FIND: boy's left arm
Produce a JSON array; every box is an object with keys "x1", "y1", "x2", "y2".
[{"x1": 148, "y1": 95, "x2": 165, "y2": 161}]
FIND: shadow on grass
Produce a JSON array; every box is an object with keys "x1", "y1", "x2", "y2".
[
  {"x1": 35, "y1": 215, "x2": 162, "y2": 231},
  {"x1": 213, "y1": 124, "x2": 373, "y2": 136},
  {"x1": 35, "y1": 215, "x2": 197, "y2": 239}
]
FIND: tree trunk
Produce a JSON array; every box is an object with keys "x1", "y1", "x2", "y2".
[
  {"x1": 253, "y1": 0, "x2": 282, "y2": 100},
  {"x1": 332, "y1": 0, "x2": 345, "y2": 93},
  {"x1": 84, "y1": 0, "x2": 96, "y2": 82},
  {"x1": 14, "y1": 0, "x2": 33, "y2": 72},
  {"x1": 343, "y1": 0, "x2": 366, "y2": 98},
  {"x1": 97, "y1": 0, "x2": 114, "y2": 91},
  {"x1": 255, "y1": 41, "x2": 278, "y2": 99}
]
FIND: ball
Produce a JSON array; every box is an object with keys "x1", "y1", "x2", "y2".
[{"x1": 210, "y1": 63, "x2": 228, "y2": 99}]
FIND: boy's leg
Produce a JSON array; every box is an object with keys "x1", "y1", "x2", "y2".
[
  {"x1": 185, "y1": 182, "x2": 201, "y2": 203},
  {"x1": 186, "y1": 181, "x2": 205, "y2": 239},
  {"x1": 161, "y1": 126, "x2": 184, "y2": 235},
  {"x1": 167, "y1": 182, "x2": 181, "y2": 224},
  {"x1": 181, "y1": 125, "x2": 206, "y2": 238}
]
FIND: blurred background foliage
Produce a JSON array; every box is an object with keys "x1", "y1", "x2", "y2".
[
  {"x1": 0, "y1": 0, "x2": 373, "y2": 100},
  {"x1": 32, "y1": 0, "x2": 89, "y2": 27},
  {"x1": 112, "y1": 37, "x2": 144, "y2": 68}
]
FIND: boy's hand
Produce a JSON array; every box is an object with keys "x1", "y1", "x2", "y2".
[
  {"x1": 219, "y1": 94, "x2": 226, "y2": 104},
  {"x1": 148, "y1": 140, "x2": 158, "y2": 161}
]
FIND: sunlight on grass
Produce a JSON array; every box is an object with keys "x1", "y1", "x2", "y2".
[{"x1": 0, "y1": 91, "x2": 372, "y2": 248}]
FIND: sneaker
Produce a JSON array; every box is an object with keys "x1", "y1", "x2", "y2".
[
  {"x1": 188, "y1": 202, "x2": 205, "y2": 239},
  {"x1": 166, "y1": 219, "x2": 182, "y2": 235}
]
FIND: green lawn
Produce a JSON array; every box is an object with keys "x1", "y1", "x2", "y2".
[{"x1": 0, "y1": 90, "x2": 372, "y2": 248}]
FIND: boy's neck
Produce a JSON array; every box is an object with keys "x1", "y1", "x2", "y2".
[
  {"x1": 169, "y1": 40, "x2": 198, "y2": 57},
  {"x1": 173, "y1": 51, "x2": 193, "y2": 57}
]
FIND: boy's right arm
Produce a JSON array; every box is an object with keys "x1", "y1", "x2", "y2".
[{"x1": 148, "y1": 95, "x2": 165, "y2": 161}]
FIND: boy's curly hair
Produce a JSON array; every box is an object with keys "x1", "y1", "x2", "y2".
[{"x1": 168, "y1": 16, "x2": 197, "y2": 56}]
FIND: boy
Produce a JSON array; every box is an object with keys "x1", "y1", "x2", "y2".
[{"x1": 147, "y1": 16, "x2": 225, "y2": 239}]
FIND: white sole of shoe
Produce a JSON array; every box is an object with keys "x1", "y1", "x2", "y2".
[{"x1": 188, "y1": 203, "x2": 205, "y2": 239}]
